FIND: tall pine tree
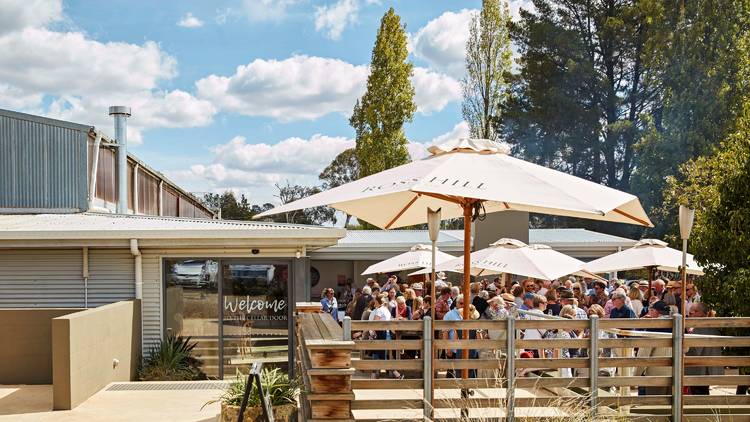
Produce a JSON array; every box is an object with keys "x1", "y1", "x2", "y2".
[
  {"x1": 462, "y1": 0, "x2": 513, "y2": 140},
  {"x1": 632, "y1": 0, "x2": 750, "y2": 238},
  {"x1": 350, "y1": 7, "x2": 415, "y2": 179},
  {"x1": 505, "y1": 0, "x2": 655, "y2": 192}
]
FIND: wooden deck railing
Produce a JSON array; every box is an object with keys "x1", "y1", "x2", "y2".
[{"x1": 296, "y1": 312, "x2": 750, "y2": 421}]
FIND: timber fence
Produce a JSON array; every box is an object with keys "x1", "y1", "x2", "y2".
[{"x1": 296, "y1": 311, "x2": 750, "y2": 421}]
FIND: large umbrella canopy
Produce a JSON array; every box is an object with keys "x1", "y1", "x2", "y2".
[
  {"x1": 585, "y1": 239, "x2": 704, "y2": 275},
  {"x1": 255, "y1": 138, "x2": 652, "y2": 229},
  {"x1": 255, "y1": 138, "x2": 651, "y2": 376},
  {"x1": 361, "y1": 244, "x2": 456, "y2": 275},
  {"x1": 409, "y1": 238, "x2": 595, "y2": 281}
]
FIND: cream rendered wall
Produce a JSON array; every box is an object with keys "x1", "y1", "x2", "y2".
[
  {"x1": 52, "y1": 300, "x2": 140, "y2": 410},
  {"x1": 0, "y1": 308, "x2": 81, "y2": 384}
]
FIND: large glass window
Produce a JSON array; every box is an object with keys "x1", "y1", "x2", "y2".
[
  {"x1": 221, "y1": 262, "x2": 289, "y2": 376},
  {"x1": 164, "y1": 259, "x2": 220, "y2": 378},
  {"x1": 164, "y1": 258, "x2": 290, "y2": 379}
]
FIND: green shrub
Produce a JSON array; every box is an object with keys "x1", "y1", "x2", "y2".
[
  {"x1": 139, "y1": 333, "x2": 207, "y2": 381},
  {"x1": 213, "y1": 368, "x2": 298, "y2": 408}
]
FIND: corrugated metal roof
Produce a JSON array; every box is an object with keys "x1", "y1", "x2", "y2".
[
  {"x1": 329, "y1": 228, "x2": 634, "y2": 246},
  {"x1": 0, "y1": 213, "x2": 345, "y2": 240},
  {"x1": 529, "y1": 228, "x2": 637, "y2": 245},
  {"x1": 332, "y1": 230, "x2": 465, "y2": 247}
]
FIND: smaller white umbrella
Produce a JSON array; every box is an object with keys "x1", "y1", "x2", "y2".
[
  {"x1": 361, "y1": 244, "x2": 456, "y2": 275},
  {"x1": 410, "y1": 238, "x2": 591, "y2": 281},
  {"x1": 584, "y1": 238, "x2": 704, "y2": 275}
]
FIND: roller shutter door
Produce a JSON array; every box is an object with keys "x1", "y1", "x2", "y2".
[{"x1": 0, "y1": 249, "x2": 84, "y2": 307}]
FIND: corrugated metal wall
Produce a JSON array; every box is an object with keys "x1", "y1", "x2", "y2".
[
  {"x1": 142, "y1": 252, "x2": 163, "y2": 353},
  {"x1": 0, "y1": 249, "x2": 135, "y2": 308},
  {"x1": 87, "y1": 249, "x2": 135, "y2": 307},
  {"x1": 0, "y1": 111, "x2": 89, "y2": 212},
  {"x1": 0, "y1": 250, "x2": 85, "y2": 307}
]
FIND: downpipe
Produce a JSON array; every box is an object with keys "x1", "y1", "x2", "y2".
[{"x1": 129, "y1": 239, "x2": 142, "y2": 299}]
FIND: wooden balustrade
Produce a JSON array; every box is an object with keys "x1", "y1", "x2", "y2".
[{"x1": 296, "y1": 313, "x2": 750, "y2": 421}]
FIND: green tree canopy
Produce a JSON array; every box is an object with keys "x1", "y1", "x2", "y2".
[
  {"x1": 350, "y1": 7, "x2": 415, "y2": 179},
  {"x1": 272, "y1": 181, "x2": 335, "y2": 226},
  {"x1": 319, "y1": 148, "x2": 359, "y2": 227},
  {"x1": 505, "y1": 0, "x2": 656, "y2": 192},
  {"x1": 462, "y1": 0, "x2": 513, "y2": 140},
  {"x1": 662, "y1": 106, "x2": 750, "y2": 317},
  {"x1": 632, "y1": 0, "x2": 750, "y2": 238}
]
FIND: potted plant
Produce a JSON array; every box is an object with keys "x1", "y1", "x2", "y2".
[{"x1": 208, "y1": 367, "x2": 298, "y2": 422}]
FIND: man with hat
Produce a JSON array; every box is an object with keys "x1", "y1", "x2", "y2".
[
  {"x1": 636, "y1": 300, "x2": 673, "y2": 395},
  {"x1": 589, "y1": 280, "x2": 609, "y2": 308},
  {"x1": 435, "y1": 271, "x2": 448, "y2": 289},
  {"x1": 559, "y1": 289, "x2": 588, "y2": 319}
]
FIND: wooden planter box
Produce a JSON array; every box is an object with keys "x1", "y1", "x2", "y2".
[{"x1": 221, "y1": 402, "x2": 297, "y2": 422}]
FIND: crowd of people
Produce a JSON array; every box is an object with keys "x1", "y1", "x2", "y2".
[{"x1": 318, "y1": 271, "x2": 734, "y2": 395}]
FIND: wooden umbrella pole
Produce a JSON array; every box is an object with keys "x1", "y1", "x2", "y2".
[
  {"x1": 648, "y1": 266, "x2": 654, "y2": 300},
  {"x1": 462, "y1": 201, "x2": 472, "y2": 380}
]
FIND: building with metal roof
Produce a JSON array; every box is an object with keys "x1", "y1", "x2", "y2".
[
  {"x1": 307, "y1": 228, "x2": 637, "y2": 296},
  {"x1": 0, "y1": 107, "x2": 213, "y2": 217},
  {"x1": 0, "y1": 107, "x2": 345, "y2": 380}
]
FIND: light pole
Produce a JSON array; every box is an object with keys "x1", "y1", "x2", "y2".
[
  {"x1": 426, "y1": 207, "x2": 441, "y2": 418},
  {"x1": 678, "y1": 205, "x2": 695, "y2": 421}
]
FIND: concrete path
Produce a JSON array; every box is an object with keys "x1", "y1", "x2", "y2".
[{"x1": 0, "y1": 383, "x2": 222, "y2": 422}]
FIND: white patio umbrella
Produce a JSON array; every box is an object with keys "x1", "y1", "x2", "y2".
[
  {"x1": 255, "y1": 138, "x2": 651, "y2": 333},
  {"x1": 584, "y1": 238, "x2": 704, "y2": 276},
  {"x1": 409, "y1": 238, "x2": 601, "y2": 281},
  {"x1": 361, "y1": 244, "x2": 456, "y2": 275}
]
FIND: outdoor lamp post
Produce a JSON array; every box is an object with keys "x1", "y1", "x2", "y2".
[
  {"x1": 678, "y1": 204, "x2": 695, "y2": 421},
  {"x1": 427, "y1": 207, "x2": 440, "y2": 416},
  {"x1": 427, "y1": 207, "x2": 441, "y2": 320}
]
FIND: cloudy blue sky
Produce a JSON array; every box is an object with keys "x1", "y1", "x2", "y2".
[{"x1": 0, "y1": 0, "x2": 531, "y2": 204}]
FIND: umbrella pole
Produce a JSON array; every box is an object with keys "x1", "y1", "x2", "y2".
[
  {"x1": 462, "y1": 202, "x2": 472, "y2": 381},
  {"x1": 647, "y1": 266, "x2": 654, "y2": 301}
]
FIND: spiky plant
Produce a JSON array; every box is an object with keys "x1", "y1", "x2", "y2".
[{"x1": 139, "y1": 333, "x2": 207, "y2": 381}]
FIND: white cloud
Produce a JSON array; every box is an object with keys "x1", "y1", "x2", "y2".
[
  {"x1": 432, "y1": 121, "x2": 471, "y2": 144},
  {"x1": 212, "y1": 134, "x2": 355, "y2": 175},
  {"x1": 411, "y1": 67, "x2": 462, "y2": 114},
  {"x1": 408, "y1": 121, "x2": 471, "y2": 160},
  {"x1": 170, "y1": 133, "x2": 356, "y2": 202},
  {"x1": 177, "y1": 12, "x2": 204, "y2": 28},
  {"x1": 46, "y1": 91, "x2": 216, "y2": 146},
  {"x1": 314, "y1": 0, "x2": 358, "y2": 41},
  {"x1": 409, "y1": 2, "x2": 534, "y2": 78},
  {"x1": 196, "y1": 55, "x2": 459, "y2": 120},
  {"x1": 175, "y1": 123, "x2": 471, "y2": 203},
  {"x1": 243, "y1": 0, "x2": 298, "y2": 22},
  {"x1": 0, "y1": 0, "x2": 62, "y2": 35},
  {"x1": 0, "y1": 83, "x2": 44, "y2": 109},
  {"x1": 0, "y1": 28, "x2": 176, "y2": 97},
  {"x1": 409, "y1": 9, "x2": 474, "y2": 78},
  {"x1": 0, "y1": 5, "x2": 216, "y2": 145},
  {"x1": 196, "y1": 55, "x2": 369, "y2": 121}
]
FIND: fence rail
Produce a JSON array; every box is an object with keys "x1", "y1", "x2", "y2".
[{"x1": 297, "y1": 310, "x2": 750, "y2": 421}]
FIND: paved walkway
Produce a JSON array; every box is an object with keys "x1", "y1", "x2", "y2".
[{"x1": 0, "y1": 382, "x2": 223, "y2": 422}]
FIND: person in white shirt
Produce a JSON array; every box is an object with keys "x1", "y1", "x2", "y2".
[
  {"x1": 368, "y1": 295, "x2": 402, "y2": 379},
  {"x1": 523, "y1": 294, "x2": 548, "y2": 358}
]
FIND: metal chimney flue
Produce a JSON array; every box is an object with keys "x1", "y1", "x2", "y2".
[{"x1": 109, "y1": 106, "x2": 131, "y2": 214}]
